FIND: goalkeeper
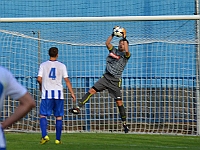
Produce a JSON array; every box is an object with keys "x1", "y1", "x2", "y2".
[{"x1": 69, "y1": 27, "x2": 131, "y2": 133}]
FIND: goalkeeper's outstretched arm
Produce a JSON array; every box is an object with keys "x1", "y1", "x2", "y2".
[
  {"x1": 123, "y1": 38, "x2": 130, "y2": 58},
  {"x1": 121, "y1": 28, "x2": 130, "y2": 58},
  {"x1": 105, "y1": 34, "x2": 113, "y2": 50}
]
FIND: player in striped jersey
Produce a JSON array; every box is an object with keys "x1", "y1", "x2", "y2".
[
  {"x1": 0, "y1": 66, "x2": 36, "y2": 150},
  {"x1": 69, "y1": 27, "x2": 131, "y2": 133},
  {"x1": 37, "y1": 47, "x2": 76, "y2": 144}
]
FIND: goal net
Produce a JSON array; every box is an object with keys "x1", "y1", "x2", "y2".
[{"x1": 0, "y1": 17, "x2": 199, "y2": 135}]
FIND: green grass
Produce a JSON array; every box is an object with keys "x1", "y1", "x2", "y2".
[{"x1": 5, "y1": 132, "x2": 200, "y2": 150}]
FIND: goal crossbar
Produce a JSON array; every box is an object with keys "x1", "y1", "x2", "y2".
[{"x1": 1, "y1": 15, "x2": 200, "y2": 22}]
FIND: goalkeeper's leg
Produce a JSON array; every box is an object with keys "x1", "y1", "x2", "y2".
[
  {"x1": 69, "y1": 77, "x2": 106, "y2": 114},
  {"x1": 68, "y1": 87, "x2": 97, "y2": 114},
  {"x1": 115, "y1": 98, "x2": 129, "y2": 133}
]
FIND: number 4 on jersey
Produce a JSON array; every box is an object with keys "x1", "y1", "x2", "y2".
[{"x1": 49, "y1": 68, "x2": 56, "y2": 80}]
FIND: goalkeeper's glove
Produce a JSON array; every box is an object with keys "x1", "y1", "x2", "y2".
[
  {"x1": 122, "y1": 38, "x2": 129, "y2": 44},
  {"x1": 121, "y1": 28, "x2": 129, "y2": 44},
  {"x1": 112, "y1": 32, "x2": 115, "y2": 37},
  {"x1": 121, "y1": 27, "x2": 126, "y2": 38},
  {"x1": 112, "y1": 26, "x2": 116, "y2": 37},
  {"x1": 122, "y1": 36, "x2": 129, "y2": 44}
]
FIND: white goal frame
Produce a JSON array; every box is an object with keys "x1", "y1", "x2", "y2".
[
  {"x1": 1, "y1": 15, "x2": 200, "y2": 135},
  {"x1": 1, "y1": 15, "x2": 200, "y2": 22}
]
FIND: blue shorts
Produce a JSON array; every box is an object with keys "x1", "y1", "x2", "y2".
[
  {"x1": 40, "y1": 98, "x2": 64, "y2": 117},
  {"x1": 0, "y1": 126, "x2": 6, "y2": 150}
]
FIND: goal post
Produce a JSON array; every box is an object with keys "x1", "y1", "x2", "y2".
[
  {"x1": 0, "y1": 15, "x2": 200, "y2": 135},
  {"x1": 1, "y1": 15, "x2": 200, "y2": 22}
]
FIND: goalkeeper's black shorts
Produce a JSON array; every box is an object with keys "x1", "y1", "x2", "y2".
[{"x1": 93, "y1": 73, "x2": 122, "y2": 99}]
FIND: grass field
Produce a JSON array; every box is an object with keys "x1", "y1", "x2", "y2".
[{"x1": 5, "y1": 132, "x2": 200, "y2": 150}]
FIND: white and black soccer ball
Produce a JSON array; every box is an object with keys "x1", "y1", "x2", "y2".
[{"x1": 113, "y1": 26, "x2": 123, "y2": 37}]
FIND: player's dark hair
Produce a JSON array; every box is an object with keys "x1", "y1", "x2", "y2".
[{"x1": 49, "y1": 47, "x2": 58, "y2": 57}]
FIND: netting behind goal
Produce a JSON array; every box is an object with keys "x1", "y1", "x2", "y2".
[{"x1": 0, "y1": 17, "x2": 199, "y2": 135}]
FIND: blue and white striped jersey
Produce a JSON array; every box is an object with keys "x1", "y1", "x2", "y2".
[
  {"x1": 38, "y1": 60, "x2": 68, "y2": 99},
  {"x1": 0, "y1": 66, "x2": 27, "y2": 114}
]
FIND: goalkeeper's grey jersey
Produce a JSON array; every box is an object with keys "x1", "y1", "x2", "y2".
[{"x1": 105, "y1": 46, "x2": 130, "y2": 78}]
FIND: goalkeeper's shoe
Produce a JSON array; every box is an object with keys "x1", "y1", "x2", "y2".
[
  {"x1": 68, "y1": 107, "x2": 80, "y2": 114},
  {"x1": 123, "y1": 123, "x2": 129, "y2": 134},
  {"x1": 55, "y1": 140, "x2": 62, "y2": 144},
  {"x1": 40, "y1": 135, "x2": 50, "y2": 144}
]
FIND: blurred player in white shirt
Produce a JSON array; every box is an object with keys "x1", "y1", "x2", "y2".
[
  {"x1": 0, "y1": 66, "x2": 36, "y2": 150},
  {"x1": 37, "y1": 47, "x2": 76, "y2": 144}
]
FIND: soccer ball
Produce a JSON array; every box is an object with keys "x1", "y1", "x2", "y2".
[{"x1": 113, "y1": 26, "x2": 123, "y2": 37}]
